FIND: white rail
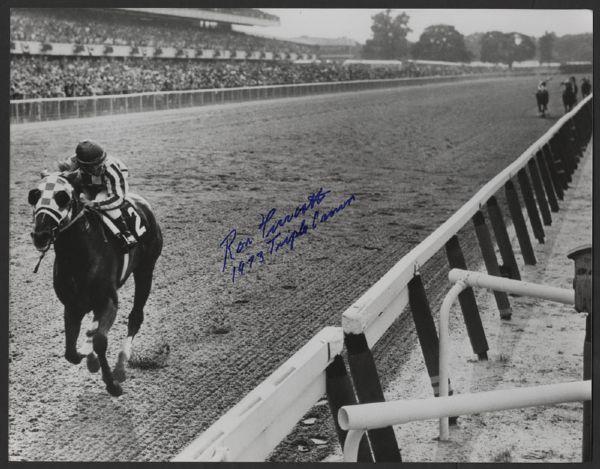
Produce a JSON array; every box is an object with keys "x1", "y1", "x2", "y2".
[
  {"x1": 342, "y1": 94, "x2": 592, "y2": 347},
  {"x1": 339, "y1": 380, "x2": 591, "y2": 461},
  {"x1": 438, "y1": 269, "x2": 575, "y2": 439}
]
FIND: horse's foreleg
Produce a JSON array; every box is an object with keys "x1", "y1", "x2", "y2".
[
  {"x1": 64, "y1": 308, "x2": 85, "y2": 365},
  {"x1": 93, "y1": 297, "x2": 122, "y2": 397},
  {"x1": 85, "y1": 320, "x2": 100, "y2": 373},
  {"x1": 114, "y1": 266, "x2": 155, "y2": 382}
]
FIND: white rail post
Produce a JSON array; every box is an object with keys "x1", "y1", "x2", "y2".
[
  {"x1": 439, "y1": 280, "x2": 467, "y2": 440},
  {"x1": 343, "y1": 429, "x2": 367, "y2": 463}
]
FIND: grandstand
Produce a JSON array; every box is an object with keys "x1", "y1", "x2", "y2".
[
  {"x1": 10, "y1": 8, "x2": 316, "y2": 58},
  {"x1": 10, "y1": 8, "x2": 510, "y2": 101}
]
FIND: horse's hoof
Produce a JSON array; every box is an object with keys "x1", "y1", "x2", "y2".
[
  {"x1": 65, "y1": 352, "x2": 85, "y2": 365},
  {"x1": 113, "y1": 363, "x2": 126, "y2": 383},
  {"x1": 86, "y1": 328, "x2": 98, "y2": 337},
  {"x1": 107, "y1": 381, "x2": 123, "y2": 397},
  {"x1": 87, "y1": 353, "x2": 100, "y2": 373}
]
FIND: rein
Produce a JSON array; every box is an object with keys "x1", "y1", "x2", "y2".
[{"x1": 32, "y1": 204, "x2": 89, "y2": 273}]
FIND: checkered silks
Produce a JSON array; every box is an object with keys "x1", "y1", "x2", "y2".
[{"x1": 33, "y1": 173, "x2": 74, "y2": 224}]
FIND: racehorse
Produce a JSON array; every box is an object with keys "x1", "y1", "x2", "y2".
[
  {"x1": 28, "y1": 171, "x2": 163, "y2": 396},
  {"x1": 562, "y1": 81, "x2": 577, "y2": 113},
  {"x1": 535, "y1": 89, "x2": 549, "y2": 117}
]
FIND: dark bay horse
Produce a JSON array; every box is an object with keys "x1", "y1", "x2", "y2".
[
  {"x1": 28, "y1": 172, "x2": 163, "y2": 396},
  {"x1": 562, "y1": 81, "x2": 577, "y2": 113},
  {"x1": 535, "y1": 89, "x2": 549, "y2": 117}
]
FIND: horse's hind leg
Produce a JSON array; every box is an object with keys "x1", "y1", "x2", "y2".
[
  {"x1": 114, "y1": 263, "x2": 156, "y2": 383},
  {"x1": 93, "y1": 297, "x2": 122, "y2": 397}
]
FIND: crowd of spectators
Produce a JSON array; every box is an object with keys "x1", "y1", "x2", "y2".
[
  {"x1": 11, "y1": 8, "x2": 315, "y2": 55},
  {"x1": 10, "y1": 55, "x2": 499, "y2": 100}
]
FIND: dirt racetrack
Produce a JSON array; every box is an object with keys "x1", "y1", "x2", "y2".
[{"x1": 9, "y1": 76, "x2": 573, "y2": 461}]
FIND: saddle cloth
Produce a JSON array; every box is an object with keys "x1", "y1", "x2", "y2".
[
  {"x1": 97, "y1": 197, "x2": 146, "y2": 242},
  {"x1": 96, "y1": 197, "x2": 147, "y2": 284}
]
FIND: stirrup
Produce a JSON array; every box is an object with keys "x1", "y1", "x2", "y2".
[{"x1": 121, "y1": 233, "x2": 137, "y2": 251}]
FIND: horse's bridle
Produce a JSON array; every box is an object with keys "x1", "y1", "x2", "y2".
[{"x1": 32, "y1": 199, "x2": 88, "y2": 272}]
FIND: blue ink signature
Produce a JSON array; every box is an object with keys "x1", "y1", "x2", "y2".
[{"x1": 219, "y1": 188, "x2": 356, "y2": 283}]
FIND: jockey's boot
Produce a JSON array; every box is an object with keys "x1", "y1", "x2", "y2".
[{"x1": 112, "y1": 215, "x2": 137, "y2": 252}]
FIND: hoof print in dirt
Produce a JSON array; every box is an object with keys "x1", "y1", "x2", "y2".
[
  {"x1": 301, "y1": 417, "x2": 317, "y2": 426},
  {"x1": 310, "y1": 437, "x2": 327, "y2": 446},
  {"x1": 129, "y1": 343, "x2": 170, "y2": 369},
  {"x1": 210, "y1": 324, "x2": 232, "y2": 335},
  {"x1": 295, "y1": 439, "x2": 311, "y2": 453}
]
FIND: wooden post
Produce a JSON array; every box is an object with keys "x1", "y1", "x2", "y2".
[
  {"x1": 408, "y1": 274, "x2": 458, "y2": 423},
  {"x1": 504, "y1": 181, "x2": 536, "y2": 265},
  {"x1": 517, "y1": 168, "x2": 545, "y2": 244},
  {"x1": 550, "y1": 135, "x2": 571, "y2": 186},
  {"x1": 561, "y1": 128, "x2": 576, "y2": 180},
  {"x1": 472, "y1": 211, "x2": 512, "y2": 319},
  {"x1": 445, "y1": 236, "x2": 489, "y2": 360},
  {"x1": 528, "y1": 159, "x2": 552, "y2": 226},
  {"x1": 567, "y1": 120, "x2": 582, "y2": 166},
  {"x1": 487, "y1": 196, "x2": 521, "y2": 280},
  {"x1": 326, "y1": 355, "x2": 373, "y2": 462},
  {"x1": 543, "y1": 145, "x2": 564, "y2": 200},
  {"x1": 536, "y1": 150, "x2": 559, "y2": 212},
  {"x1": 566, "y1": 245, "x2": 592, "y2": 462},
  {"x1": 345, "y1": 333, "x2": 402, "y2": 461}
]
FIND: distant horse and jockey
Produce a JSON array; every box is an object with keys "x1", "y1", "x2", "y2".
[
  {"x1": 535, "y1": 80, "x2": 550, "y2": 117},
  {"x1": 561, "y1": 76, "x2": 578, "y2": 113},
  {"x1": 535, "y1": 75, "x2": 591, "y2": 117},
  {"x1": 28, "y1": 140, "x2": 163, "y2": 397}
]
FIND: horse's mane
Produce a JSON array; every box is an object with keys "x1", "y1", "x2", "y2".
[{"x1": 60, "y1": 171, "x2": 82, "y2": 193}]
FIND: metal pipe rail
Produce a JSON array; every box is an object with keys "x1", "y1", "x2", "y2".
[
  {"x1": 339, "y1": 380, "x2": 591, "y2": 462},
  {"x1": 447, "y1": 268, "x2": 575, "y2": 304},
  {"x1": 438, "y1": 268, "x2": 575, "y2": 439}
]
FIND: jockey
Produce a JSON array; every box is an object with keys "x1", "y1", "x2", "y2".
[
  {"x1": 537, "y1": 80, "x2": 547, "y2": 92},
  {"x1": 59, "y1": 140, "x2": 137, "y2": 250}
]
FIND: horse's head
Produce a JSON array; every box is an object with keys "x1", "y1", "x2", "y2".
[{"x1": 28, "y1": 172, "x2": 78, "y2": 252}]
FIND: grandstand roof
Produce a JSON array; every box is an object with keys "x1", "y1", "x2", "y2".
[
  {"x1": 290, "y1": 36, "x2": 360, "y2": 46},
  {"x1": 116, "y1": 8, "x2": 280, "y2": 27}
]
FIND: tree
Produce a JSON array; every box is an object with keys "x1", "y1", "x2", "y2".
[
  {"x1": 480, "y1": 31, "x2": 536, "y2": 68},
  {"x1": 538, "y1": 31, "x2": 556, "y2": 63},
  {"x1": 464, "y1": 32, "x2": 484, "y2": 61},
  {"x1": 510, "y1": 33, "x2": 536, "y2": 63},
  {"x1": 553, "y1": 33, "x2": 592, "y2": 62},
  {"x1": 362, "y1": 9, "x2": 411, "y2": 59},
  {"x1": 411, "y1": 24, "x2": 472, "y2": 62}
]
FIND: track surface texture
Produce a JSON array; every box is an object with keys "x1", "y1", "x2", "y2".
[{"x1": 9, "y1": 76, "x2": 572, "y2": 461}]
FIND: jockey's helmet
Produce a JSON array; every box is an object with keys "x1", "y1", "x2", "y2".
[{"x1": 75, "y1": 140, "x2": 107, "y2": 176}]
